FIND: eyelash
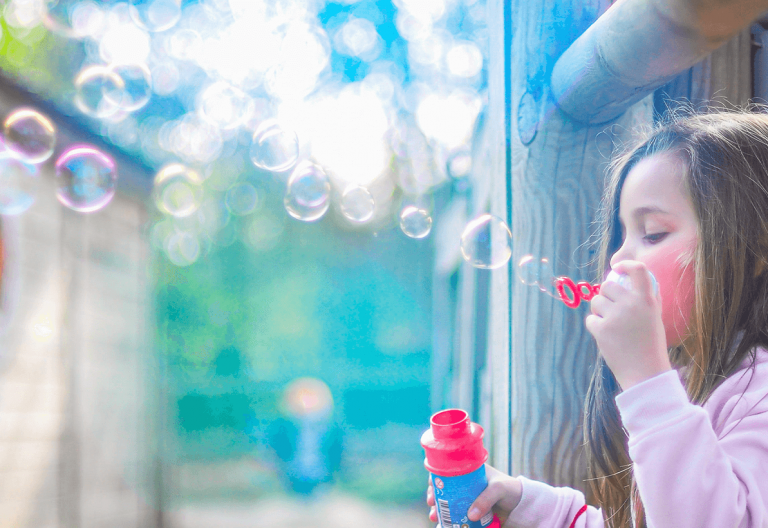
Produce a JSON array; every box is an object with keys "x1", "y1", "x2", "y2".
[{"x1": 644, "y1": 233, "x2": 668, "y2": 243}]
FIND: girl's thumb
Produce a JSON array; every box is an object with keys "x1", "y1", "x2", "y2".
[{"x1": 468, "y1": 486, "x2": 502, "y2": 522}]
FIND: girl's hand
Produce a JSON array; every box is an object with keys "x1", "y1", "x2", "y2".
[
  {"x1": 426, "y1": 464, "x2": 522, "y2": 526},
  {"x1": 585, "y1": 260, "x2": 672, "y2": 390}
]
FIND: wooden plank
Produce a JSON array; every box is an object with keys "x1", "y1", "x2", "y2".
[
  {"x1": 481, "y1": 0, "x2": 760, "y2": 496},
  {"x1": 655, "y1": 27, "x2": 753, "y2": 115},
  {"x1": 551, "y1": 0, "x2": 768, "y2": 123},
  {"x1": 485, "y1": 0, "x2": 511, "y2": 474}
]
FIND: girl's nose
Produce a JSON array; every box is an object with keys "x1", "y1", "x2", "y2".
[{"x1": 610, "y1": 243, "x2": 631, "y2": 269}]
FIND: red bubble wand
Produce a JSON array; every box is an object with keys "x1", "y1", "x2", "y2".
[
  {"x1": 553, "y1": 270, "x2": 658, "y2": 309},
  {"x1": 554, "y1": 277, "x2": 600, "y2": 309}
]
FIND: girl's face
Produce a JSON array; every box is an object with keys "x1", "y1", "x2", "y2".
[{"x1": 609, "y1": 152, "x2": 699, "y2": 349}]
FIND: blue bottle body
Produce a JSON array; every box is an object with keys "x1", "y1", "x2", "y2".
[{"x1": 430, "y1": 465, "x2": 495, "y2": 528}]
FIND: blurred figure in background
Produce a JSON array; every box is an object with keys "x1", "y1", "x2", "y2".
[{"x1": 267, "y1": 377, "x2": 343, "y2": 496}]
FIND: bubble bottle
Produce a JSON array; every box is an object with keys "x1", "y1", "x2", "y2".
[{"x1": 421, "y1": 409, "x2": 501, "y2": 528}]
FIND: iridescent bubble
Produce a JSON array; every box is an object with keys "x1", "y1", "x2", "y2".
[
  {"x1": 165, "y1": 231, "x2": 200, "y2": 267},
  {"x1": 225, "y1": 182, "x2": 259, "y2": 216},
  {"x1": 399, "y1": 205, "x2": 432, "y2": 239},
  {"x1": 460, "y1": 214, "x2": 512, "y2": 269},
  {"x1": 152, "y1": 163, "x2": 203, "y2": 218},
  {"x1": 74, "y1": 65, "x2": 124, "y2": 119},
  {"x1": 284, "y1": 161, "x2": 331, "y2": 222},
  {"x1": 517, "y1": 254, "x2": 557, "y2": 297},
  {"x1": 0, "y1": 153, "x2": 40, "y2": 215},
  {"x1": 340, "y1": 185, "x2": 375, "y2": 223},
  {"x1": 3, "y1": 108, "x2": 56, "y2": 164},
  {"x1": 55, "y1": 145, "x2": 117, "y2": 213},
  {"x1": 250, "y1": 120, "x2": 299, "y2": 172},
  {"x1": 128, "y1": 0, "x2": 181, "y2": 33},
  {"x1": 104, "y1": 63, "x2": 152, "y2": 112}
]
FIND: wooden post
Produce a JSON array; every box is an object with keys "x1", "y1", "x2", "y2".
[{"x1": 480, "y1": 0, "x2": 766, "y2": 496}]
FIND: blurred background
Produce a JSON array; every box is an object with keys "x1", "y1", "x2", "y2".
[{"x1": 0, "y1": 0, "x2": 491, "y2": 526}]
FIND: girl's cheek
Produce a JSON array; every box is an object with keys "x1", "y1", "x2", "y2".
[{"x1": 645, "y1": 249, "x2": 696, "y2": 347}]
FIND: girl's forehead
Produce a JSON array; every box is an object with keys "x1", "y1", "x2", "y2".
[{"x1": 620, "y1": 153, "x2": 690, "y2": 213}]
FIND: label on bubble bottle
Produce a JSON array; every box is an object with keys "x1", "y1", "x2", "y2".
[{"x1": 431, "y1": 465, "x2": 494, "y2": 528}]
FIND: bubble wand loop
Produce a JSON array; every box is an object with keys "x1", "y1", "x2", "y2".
[
  {"x1": 554, "y1": 270, "x2": 658, "y2": 309},
  {"x1": 554, "y1": 277, "x2": 600, "y2": 309}
]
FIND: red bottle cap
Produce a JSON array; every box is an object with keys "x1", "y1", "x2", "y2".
[{"x1": 420, "y1": 408, "x2": 488, "y2": 477}]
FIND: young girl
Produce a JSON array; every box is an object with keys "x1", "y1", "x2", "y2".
[{"x1": 427, "y1": 110, "x2": 768, "y2": 527}]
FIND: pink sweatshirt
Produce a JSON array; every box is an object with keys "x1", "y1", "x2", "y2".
[{"x1": 504, "y1": 346, "x2": 768, "y2": 528}]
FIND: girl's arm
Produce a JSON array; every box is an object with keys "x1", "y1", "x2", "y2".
[
  {"x1": 501, "y1": 477, "x2": 605, "y2": 528},
  {"x1": 617, "y1": 367, "x2": 768, "y2": 528},
  {"x1": 428, "y1": 465, "x2": 606, "y2": 528}
]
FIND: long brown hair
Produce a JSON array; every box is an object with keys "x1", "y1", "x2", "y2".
[{"x1": 585, "y1": 109, "x2": 768, "y2": 527}]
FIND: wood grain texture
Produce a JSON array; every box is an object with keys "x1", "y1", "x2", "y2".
[
  {"x1": 551, "y1": 0, "x2": 764, "y2": 123},
  {"x1": 655, "y1": 27, "x2": 753, "y2": 115},
  {"x1": 0, "y1": 85, "x2": 156, "y2": 525}
]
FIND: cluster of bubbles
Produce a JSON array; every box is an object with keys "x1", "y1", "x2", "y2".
[
  {"x1": 5, "y1": 0, "x2": 490, "y2": 267},
  {"x1": 0, "y1": 107, "x2": 117, "y2": 216}
]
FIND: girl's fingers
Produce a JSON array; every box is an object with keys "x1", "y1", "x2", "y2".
[
  {"x1": 467, "y1": 480, "x2": 508, "y2": 522},
  {"x1": 589, "y1": 294, "x2": 608, "y2": 316},
  {"x1": 427, "y1": 485, "x2": 434, "y2": 506},
  {"x1": 613, "y1": 261, "x2": 654, "y2": 298},
  {"x1": 596, "y1": 279, "x2": 624, "y2": 301},
  {"x1": 429, "y1": 506, "x2": 438, "y2": 523},
  {"x1": 585, "y1": 313, "x2": 602, "y2": 336}
]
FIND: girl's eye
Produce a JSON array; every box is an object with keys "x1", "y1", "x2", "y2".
[{"x1": 644, "y1": 232, "x2": 668, "y2": 243}]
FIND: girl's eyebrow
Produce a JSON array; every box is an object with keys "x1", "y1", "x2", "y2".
[
  {"x1": 618, "y1": 205, "x2": 671, "y2": 228},
  {"x1": 631, "y1": 205, "x2": 669, "y2": 221}
]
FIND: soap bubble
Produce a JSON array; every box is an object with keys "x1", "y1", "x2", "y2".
[
  {"x1": 152, "y1": 163, "x2": 203, "y2": 218},
  {"x1": 250, "y1": 121, "x2": 299, "y2": 172},
  {"x1": 0, "y1": 153, "x2": 40, "y2": 215},
  {"x1": 104, "y1": 63, "x2": 152, "y2": 112},
  {"x1": 74, "y1": 65, "x2": 124, "y2": 119},
  {"x1": 3, "y1": 108, "x2": 56, "y2": 164},
  {"x1": 517, "y1": 254, "x2": 557, "y2": 297},
  {"x1": 340, "y1": 185, "x2": 375, "y2": 223},
  {"x1": 460, "y1": 214, "x2": 512, "y2": 269},
  {"x1": 284, "y1": 161, "x2": 331, "y2": 222},
  {"x1": 225, "y1": 182, "x2": 259, "y2": 216},
  {"x1": 399, "y1": 205, "x2": 432, "y2": 239},
  {"x1": 129, "y1": 0, "x2": 181, "y2": 32},
  {"x1": 55, "y1": 145, "x2": 117, "y2": 213}
]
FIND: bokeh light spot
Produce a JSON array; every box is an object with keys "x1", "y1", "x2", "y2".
[{"x1": 152, "y1": 163, "x2": 204, "y2": 217}]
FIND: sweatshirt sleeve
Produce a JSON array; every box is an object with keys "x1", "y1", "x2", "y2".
[
  {"x1": 615, "y1": 369, "x2": 768, "y2": 528},
  {"x1": 502, "y1": 476, "x2": 605, "y2": 528}
]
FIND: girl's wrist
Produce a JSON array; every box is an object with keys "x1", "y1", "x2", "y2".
[{"x1": 619, "y1": 365, "x2": 673, "y2": 390}]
